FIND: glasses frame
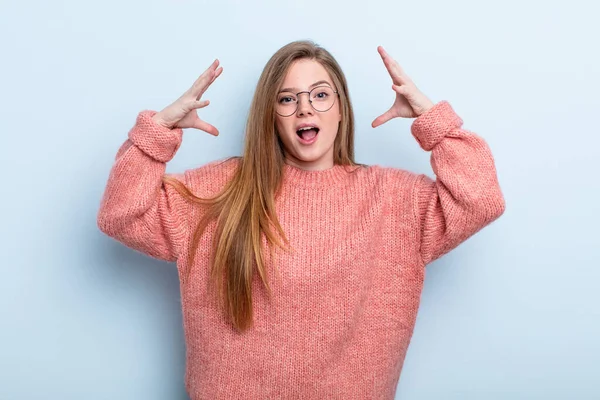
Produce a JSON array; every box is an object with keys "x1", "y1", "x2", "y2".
[{"x1": 275, "y1": 85, "x2": 340, "y2": 117}]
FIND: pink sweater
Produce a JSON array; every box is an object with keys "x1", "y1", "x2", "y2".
[{"x1": 97, "y1": 100, "x2": 505, "y2": 399}]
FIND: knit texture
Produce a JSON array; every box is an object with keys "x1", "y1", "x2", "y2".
[{"x1": 97, "y1": 100, "x2": 505, "y2": 399}]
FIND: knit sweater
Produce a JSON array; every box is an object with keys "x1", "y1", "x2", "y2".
[{"x1": 97, "y1": 100, "x2": 505, "y2": 399}]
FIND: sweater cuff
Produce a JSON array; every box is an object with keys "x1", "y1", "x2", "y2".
[
  {"x1": 128, "y1": 110, "x2": 183, "y2": 163},
  {"x1": 410, "y1": 100, "x2": 463, "y2": 151}
]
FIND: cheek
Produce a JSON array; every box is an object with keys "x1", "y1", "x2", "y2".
[
  {"x1": 275, "y1": 118, "x2": 291, "y2": 136},
  {"x1": 326, "y1": 107, "x2": 342, "y2": 128},
  {"x1": 274, "y1": 120, "x2": 285, "y2": 141},
  {"x1": 329, "y1": 102, "x2": 342, "y2": 123}
]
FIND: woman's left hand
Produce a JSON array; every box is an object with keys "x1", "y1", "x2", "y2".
[{"x1": 372, "y1": 46, "x2": 436, "y2": 127}]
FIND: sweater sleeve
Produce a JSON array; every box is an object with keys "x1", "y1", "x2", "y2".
[
  {"x1": 97, "y1": 110, "x2": 189, "y2": 262},
  {"x1": 411, "y1": 101, "x2": 506, "y2": 265}
]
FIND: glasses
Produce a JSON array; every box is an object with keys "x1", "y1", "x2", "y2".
[{"x1": 276, "y1": 86, "x2": 339, "y2": 117}]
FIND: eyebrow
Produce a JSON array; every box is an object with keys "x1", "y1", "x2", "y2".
[{"x1": 279, "y1": 80, "x2": 332, "y2": 93}]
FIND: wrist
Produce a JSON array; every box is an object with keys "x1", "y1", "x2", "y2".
[
  {"x1": 129, "y1": 111, "x2": 184, "y2": 163},
  {"x1": 151, "y1": 113, "x2": 173, "y2": 129},
  {"x1": 416, "y1": 101, "x2": 436, "y2": 117}
]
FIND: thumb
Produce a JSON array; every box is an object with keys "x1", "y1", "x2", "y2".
[
  {"x1": 372, "y1": 107, "x2": 396, "y2": 128},
  {"x1": 192, "y1": 118, "x2": 219, "y2": 136}
]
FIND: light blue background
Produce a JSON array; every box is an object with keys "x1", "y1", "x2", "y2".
[{"x1": 1, "y1": 0, "x2": 598, "y2": 399}]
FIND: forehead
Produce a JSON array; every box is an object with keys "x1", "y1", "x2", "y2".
[{"x1": 280, "y1": 59, "x2": 333, "y2": 90}]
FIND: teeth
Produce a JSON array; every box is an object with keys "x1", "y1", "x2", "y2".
[{"x1": 298, "y1": 126, "x2": 316, "y2": 131}]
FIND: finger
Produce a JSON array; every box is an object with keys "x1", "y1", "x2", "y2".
[
  {"x1": 371, "y1": 107, "x2": 396, "y2": 128},
  {"x1": 377, "y1": 46, "x2": 398, "y2": 76},
  {"x1": 194, "y1": 65, "x2": 223, "y2": 100},
  {"x1": 392, "y1": 84, "x2": 410, "y2": 98},
  {"x1": 204, "y1": 66, "x2": 223, "y2": 88},
  {"x1": 193, "y1": 99, "x2": 210, "y2": 109},
  {"x1": 192, "y1": 59, "x2": 220, "y2": 92},
  {"x1": 203, "y1": 67, "x2": 223, "y2": 92},
  {"x1": 193, "y1": 119, "x2": 219, "y2": 136},
  {"x1": 378, "y1": 46, "x2": 405, "y2": 76},
  {"x1": 192, "y1": 74, "x2": 215, "y2": 100},
  {"x1": 193, "y1": 59, "x2": 219, "y2": 87},
  {"x1": 210, "y1": 66, "x2": 223, "y2": 83},
  {"x1": 377, "y1": 46, "x2": 409, "y2": 85}
]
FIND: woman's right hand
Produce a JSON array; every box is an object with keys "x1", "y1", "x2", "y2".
[{"x1": 152, "y1": 59, "x2": 223, "y2": 136}]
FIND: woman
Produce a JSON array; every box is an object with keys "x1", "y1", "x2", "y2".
[{"x1": 97, "y1": 40, "x2": 505, "y2": 399}]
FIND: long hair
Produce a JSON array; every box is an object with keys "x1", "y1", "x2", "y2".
[{"x1": 163, "y1": 40, "x2": 361, "y2": 332}]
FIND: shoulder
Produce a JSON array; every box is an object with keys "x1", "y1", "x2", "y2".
[
  {"x1": 338, "y1": 164, "x2": 425, "y2": 210},
  {"x1": 353, "y1": 164, "x2": 422, "y2": 191},
  {"x1": 183, "y1": 156, "x2": 241, "y2": 197}
]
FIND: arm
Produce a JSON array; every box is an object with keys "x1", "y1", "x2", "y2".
[
  {"x1": 97, "y1": 110, "x2": 188, "y2": 262},
  {"x1": 371, "y1": 47, "x2": 505, "y2": 265},
  {"x1": 97, "y1": 59, "x2": 223, "y2": 262},
  {"x1": 411, "y1": 101, "x2": 506, "y2": 265}
]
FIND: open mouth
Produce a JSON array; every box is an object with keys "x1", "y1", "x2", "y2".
[{"x1": 296, "y1": 127, "x2": 320, "y2": 141}]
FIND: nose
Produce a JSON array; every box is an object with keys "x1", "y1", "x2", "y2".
[{"x1": 296, "y1": 93, "x2": 313, "y2": 116}]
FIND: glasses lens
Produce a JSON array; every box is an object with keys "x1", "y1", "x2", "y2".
[
  {"x1": 276, "y1": 92, "x2": 297, "y2": 116},
  {"x1": 310, "y1": 86, "x2": 335, "y2": 112},
  {"x1": 275, "y1": 86, "x2": 337, "y2": 116}
]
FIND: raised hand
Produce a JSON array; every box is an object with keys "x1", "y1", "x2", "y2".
[
  {"x1": 371, "y1": 46, "x2": 435, "y2": 127},
  {"x1": 152, "y1": 59, "x2": 223, "y2": 136}
]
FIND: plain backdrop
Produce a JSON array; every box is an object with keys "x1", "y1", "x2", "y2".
[{"x1": 1, "y1": 0, "x2": 598, "y2": 399}]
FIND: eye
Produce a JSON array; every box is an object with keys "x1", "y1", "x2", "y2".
[
  {"x1": 277, "y1": 93, "x2": 296, "y2": 104},
  {"x1": 311, "y1": 87, "x2": 332, "y2": 100}
]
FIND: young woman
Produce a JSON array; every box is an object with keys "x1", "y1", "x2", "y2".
[{"x1": 98, "y1": 40, "x2": 505, "y2": 399}]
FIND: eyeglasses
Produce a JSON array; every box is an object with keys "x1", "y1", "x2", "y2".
[{"x1": 275, "y1": 85, "x2": 339, "y2": 117}]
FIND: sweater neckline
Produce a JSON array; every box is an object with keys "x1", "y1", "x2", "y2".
[{"x1": 281, "y1": 163, "x2": 357, "y2": 188}]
